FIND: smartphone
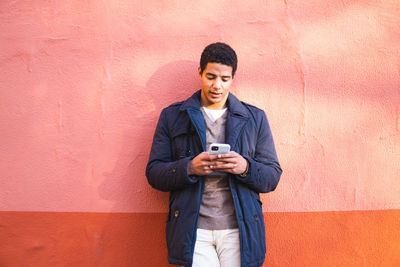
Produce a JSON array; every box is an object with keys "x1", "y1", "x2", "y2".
[{"x1": 208, "y1": 143, "x2": 231, "y2": 155}]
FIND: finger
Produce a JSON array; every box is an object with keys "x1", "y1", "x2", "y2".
[
  {"x1": 203, "y1": 162, "x2": 216, "y2": 170},
  {"x1": 207, "y1": 154, "x2": 220, "y2": 161},
  {"x1": 198, "y1": 152, "x2": 212, "y2": 160},
  {"x1": 214, "y1": 159, "x2": 238, "y2": 166},
  {"x1": 216, "y1": 151, "x2": 240, "y2": 159},
  {"x1": 203, "y1": 166, "x2": 214, "y2": 175},
  {"x1": 201, "y1": 169, "x2": 212, "y2": 174},
  {"x1": 219, "y1": 158, "x2": 236, "y2": 163},
  {"x1": 214, "y1": 157, "x2": 237, "y2": 164},
  {"x1": 211, "y1": 163, "x2": 237, "y2": 170},
  {"x1": 199, "y1": 162, "x2": 213, "y2": 170},
  {"x1": 198, "y1": 157, "x2": 213, "y2": 164},
  {"x1": 214, "y1": 153, "x2": 231, "y2": 159}
]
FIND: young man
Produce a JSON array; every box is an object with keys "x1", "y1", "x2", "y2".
[{"x1": 146, "y1": 43, "x2": 282, "y2": 267}]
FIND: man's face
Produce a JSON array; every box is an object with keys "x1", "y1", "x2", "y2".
[{"x1": 199, "y1": 62, "x2": 233, "y2": 110}]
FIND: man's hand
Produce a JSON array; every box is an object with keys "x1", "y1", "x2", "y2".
[
  {"x1": 187, "y1": 152, "x2": 215, "y2": 176},
  {"x1": 188, "y1": 151, "x2": 248, "y2": 176},
  {"x1": 209, "y1": 151, "x2": 248, "y2": 175}
]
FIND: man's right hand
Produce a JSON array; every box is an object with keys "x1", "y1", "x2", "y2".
[{"x1": 188, "y1": 152, "x2": 217, "y2": 176}]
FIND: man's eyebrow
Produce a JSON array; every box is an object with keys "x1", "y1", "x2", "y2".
[{"x1": 205, "y1": 72, "x2": 231, "y2": 78}]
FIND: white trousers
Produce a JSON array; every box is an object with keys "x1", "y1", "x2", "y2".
[{"x1": 192, "y1": 228, "x2": 241, "y2": 267}]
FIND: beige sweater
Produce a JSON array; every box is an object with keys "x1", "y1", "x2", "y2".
[{"x1": 197, "y1": 108, "x2": 238, "y2": 230}]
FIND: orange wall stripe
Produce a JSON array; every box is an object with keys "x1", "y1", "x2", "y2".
[{"x1": 0, "y1": 210, "x2": 399, "y2": 266}]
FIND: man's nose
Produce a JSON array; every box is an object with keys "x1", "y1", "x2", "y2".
[{"x1": 213, "y1": 78, "x2": 222, "y2": 89}]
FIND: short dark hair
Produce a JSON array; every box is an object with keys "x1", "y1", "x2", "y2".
[{"x1": 200, "y1": 42, "x2": 238, "y2": 77}]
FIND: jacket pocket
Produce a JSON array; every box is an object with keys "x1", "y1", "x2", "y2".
[
  {"x1": 167, "y1": 192, "x2": 178, "y2": 222},
  {"x1": 171, "y1": 126, "x2": 192, "y2": 160},
  {"x1": 250, "y1": 191, "x2": 263, "y2": 213}
]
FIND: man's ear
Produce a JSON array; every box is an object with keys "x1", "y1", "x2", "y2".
[{"x1": 198, "y1": 66, "x2": 202, "y2": 77}]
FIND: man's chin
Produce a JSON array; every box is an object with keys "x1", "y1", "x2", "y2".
[{"x1": 210, "y1": 99, "x2": 221, "y2": 104}]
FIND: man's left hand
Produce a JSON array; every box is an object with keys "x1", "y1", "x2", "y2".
[{"x1": 209, "y1": 151, "x2": 248, "y2": 175}]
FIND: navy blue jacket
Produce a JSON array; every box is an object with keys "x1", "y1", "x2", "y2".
[{"x1": 146, "y1": 90, "x2": 282, "y2": 267}]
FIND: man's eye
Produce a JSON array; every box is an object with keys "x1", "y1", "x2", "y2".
[
  {"x1": 222, "y1": 79, "x2": 229, "y2": 82},
  {"x1": 207, "y1": 76, "x2": 215, "y2": 80}
]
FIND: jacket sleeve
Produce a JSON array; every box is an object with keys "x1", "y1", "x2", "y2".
[
  {"x1": 145, "y1": 109, "x2": 199, "y2": 192},
  {"x1": 235, "y1": 111, "x2": 282, "y2": 193}
]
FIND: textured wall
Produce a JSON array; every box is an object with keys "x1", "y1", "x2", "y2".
[{"x1": 1, "y1": 0, "x2": 399, "y2": 266}]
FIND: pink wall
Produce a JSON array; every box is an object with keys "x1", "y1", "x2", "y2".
[{"x1": 1, "y1": 0, "x2": 400, "y2": 265}]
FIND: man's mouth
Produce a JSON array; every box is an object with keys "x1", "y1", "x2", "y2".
[{"x1": 209, "y1": 92, "x2": 222, "y2": 98}]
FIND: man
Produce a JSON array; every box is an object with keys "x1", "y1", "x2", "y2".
[{"x1": 146, "y1": 42, "x2": 282, "y2": 267}]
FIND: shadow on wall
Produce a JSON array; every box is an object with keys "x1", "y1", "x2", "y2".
[
  {"x1": 95, "y1": 60, "x2": 199, "y2": 265},
  {"x1": 146, "y1": 60, "x2": 201, "y2": 109}
]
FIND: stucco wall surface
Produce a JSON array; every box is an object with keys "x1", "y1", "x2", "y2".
[
  {"x1": 0, "y1": 0, "x2": 399, "y2": 266},
  {"x1": 1, "y1": 0, "x2": 399, "y2": 213}
]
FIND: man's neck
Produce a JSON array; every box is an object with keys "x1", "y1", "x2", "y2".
[{"x1": 200, "y1": 99, "x2": 228, "y2": 110}]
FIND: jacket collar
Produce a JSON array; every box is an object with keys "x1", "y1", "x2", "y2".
[{"x1": 180, "y1": 90, "x2": 249, "y2": 118}]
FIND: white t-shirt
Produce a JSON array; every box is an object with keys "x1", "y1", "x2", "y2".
[{"x1": 201, "y1": 107, "x2": 227, "y2": 122}]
